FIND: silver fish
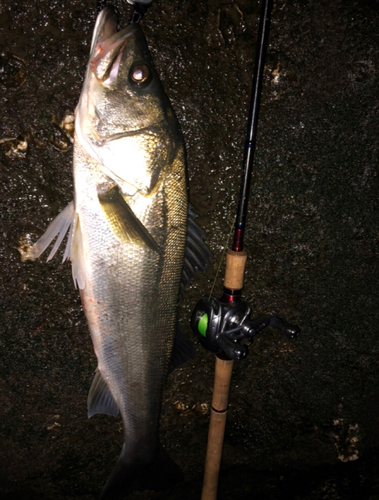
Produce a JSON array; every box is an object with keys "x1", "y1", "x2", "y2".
[{"x1": 22, "y1": 6, "x2": 211, "y2": 499}]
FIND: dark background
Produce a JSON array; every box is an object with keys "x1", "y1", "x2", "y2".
[{"x1": 1, "y1": 0, "x2": 379, "y2": 498}]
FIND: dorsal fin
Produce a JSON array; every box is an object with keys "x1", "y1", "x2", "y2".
[
  {"x1": 168, "y1": 325, "x2": 195, "y2": 372},
  {"x1": 181, "y1": 205, "x2": 213, "y2": 294}
]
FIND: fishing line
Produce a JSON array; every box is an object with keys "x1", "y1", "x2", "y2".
[
  {"x1": 96, "y1": 0, "x2": 107, "y2": 14},
  {"x1": 208, "y1": 219, "x2": 235, "y2": 301}
]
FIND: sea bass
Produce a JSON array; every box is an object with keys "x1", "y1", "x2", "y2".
[{"x1": 22, "y1": 6, "x2": 210, "y2": 499}]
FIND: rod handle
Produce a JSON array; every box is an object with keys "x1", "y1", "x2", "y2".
[
  {"x1": 201, "y1": 357, "x2": 234, "y2": 500},
  {"x1": 224, "y1": 249, "x2": 247, "y2": 290}
]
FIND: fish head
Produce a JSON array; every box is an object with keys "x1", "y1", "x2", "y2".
[{"x1": 75, "y1": 7, "x2": 182, "y2": 195}]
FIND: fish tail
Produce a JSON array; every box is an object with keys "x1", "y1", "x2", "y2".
[{"x1": 100, "y1": 443, "x2": 183, "y2": 500}]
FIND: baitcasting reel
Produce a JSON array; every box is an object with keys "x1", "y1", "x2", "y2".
[{"x1": 191, "y1": 296, "x2": 300, "y2": 360}]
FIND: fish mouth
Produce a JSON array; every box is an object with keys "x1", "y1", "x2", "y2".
[{"x1": 89, "y1": 8, "x2": 137, "y2": 86}]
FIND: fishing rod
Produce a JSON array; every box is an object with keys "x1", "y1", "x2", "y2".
[{"x1": 190, "y1": 1, "x2": 300, "y2": 498}]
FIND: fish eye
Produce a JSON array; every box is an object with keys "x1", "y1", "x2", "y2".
[{"x1": 129, "y1": 64, "x2": 152, "y2": 88}]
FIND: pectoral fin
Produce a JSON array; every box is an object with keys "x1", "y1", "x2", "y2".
[{"x1": 98, "y1": 186, "x2": 160, "y2": 253}]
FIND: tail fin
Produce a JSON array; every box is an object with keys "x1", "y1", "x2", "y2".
[{"x1": 100, "y1": 444, "x2": 183, "y2": 500}]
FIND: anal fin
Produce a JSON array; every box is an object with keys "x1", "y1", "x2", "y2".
[{"x1": 88, "y1": 369, "x2": 119, "y2": 418}]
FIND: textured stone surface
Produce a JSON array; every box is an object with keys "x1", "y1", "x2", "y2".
[{"x1": 1, "y1": 1, "x2": 379, "y2": 498}]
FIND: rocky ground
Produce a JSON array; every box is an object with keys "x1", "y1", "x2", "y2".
[{"x1": 1, "y1": 0, "x2": 379, "y2": 499}]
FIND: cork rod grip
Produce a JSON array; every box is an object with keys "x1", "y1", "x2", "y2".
[
  {"x1": 223, "y1": 249, "x2": 247, "y2": 290},
  {"x1": 201, "y1": 357, "x2": 234, "y2": 500}
]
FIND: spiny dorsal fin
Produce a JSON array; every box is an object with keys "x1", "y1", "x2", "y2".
[{"x1": 181, "y1": 204, "x2": 213, "y2": 294}]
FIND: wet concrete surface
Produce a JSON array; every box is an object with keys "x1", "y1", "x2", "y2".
[{"x1": 1, "y1": 0, "x2": 379, "y2": 498}]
